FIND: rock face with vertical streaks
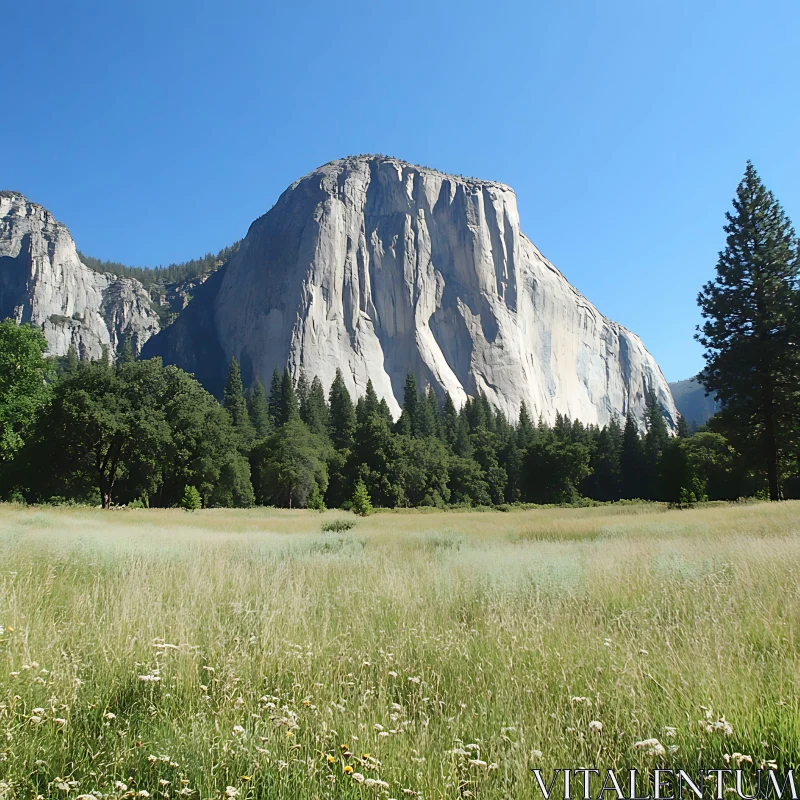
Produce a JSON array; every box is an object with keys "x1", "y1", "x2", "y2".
[
  {"x1": 144, "y1": 155, "x2": 677, "y2": 428},
  {"x1": 0, "y1": 191, "x2": 160, "y2": 359}
]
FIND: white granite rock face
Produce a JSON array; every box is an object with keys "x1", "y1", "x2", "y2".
[
  {"x1": 0, "y1": 192, "x2": 159, "y2": 359},
  {"x1": 212, "y1": 156, "x2": 677, "y2": 428}
]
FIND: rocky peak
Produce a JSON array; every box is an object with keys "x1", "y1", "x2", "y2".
[
  {"x1": 0, "y1": 192, "x2": 159, "y2": 359},
  {"x1": 144, "y1": 155, "x2": 678, "y2": 429}
]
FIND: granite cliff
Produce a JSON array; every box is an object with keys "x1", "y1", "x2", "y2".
[
  {"x1": 144, "y1": 156, "x2": 677, "y2": 428},
  {"x1": 0, "y1": 191, "x2": 159, "y2": 359}
]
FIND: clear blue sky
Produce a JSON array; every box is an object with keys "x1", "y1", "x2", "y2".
[{"x1": 5, "y1": 0, "x2": 799, "y2": 382}]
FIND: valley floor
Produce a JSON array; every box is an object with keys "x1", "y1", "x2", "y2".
[{"x1": 1, "y1": 502, "x2": 799, "y2": 798}]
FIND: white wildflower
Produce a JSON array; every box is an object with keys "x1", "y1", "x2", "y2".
[
  {"x1": 588, "y1": 720, "x2": 603, "y2": 734},
  {"x1": 634, "y1": 738, "x2": 666, "y2": 756}
]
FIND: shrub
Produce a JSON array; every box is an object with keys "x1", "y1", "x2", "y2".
[
  {"x1": 180, "y1": 485, "x2": 202, "y2": 511},
  {"x1": 321, "y1": 519, "x2": 356, "y2": 533}
]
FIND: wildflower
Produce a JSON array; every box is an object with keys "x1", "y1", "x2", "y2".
[
  {"x1": 179, "y1": 789, "x2": 194, "y2": 797},
  {"x1": 224, "y1": 788, "x2": 238, "y2": 798},
  {"x1": 138, "y1": 792, "x2": 150, "y2": 799},
  {"x1": 469, "y1": 759, "x2": 488, "y2": 767},
  {"x1": 343, "y1": 766, "x2": 354, "y2": 775},
  {"x1": 29, "y1": 715, "x2": 43, "y2": 727},
  {"x1": 159, "y1": 780, "x2": 170, "y2": 788},
  {"x1": 374, "y1": 723, "x2": 384, "y2": 731},
  {"x1": 530, "y1": 749, "x2": 543, "y2": 759},
  {"x1": 115, "y1": 783, "x2": 128, "y2": 792},
  {"x1": 634, "y1": 739, "x2": 666, "y2": 756},
  {"x1": 388, "y1": 671, "x2": 398, "y2": 678},
  {"x1": 364, "y1": 778, "x2": 390, "y2": 789},
  {"x1": 407, "y1": 676, "x2": 421, "y2": 685},
  {"x1": 570, "y1": 696, "x2": 591, "y2": 706},
  {"x1": 240, "y1": 776, "x2": 251, "y2": 782},
  {"x1": 55, "y1": 783, "x2": 71, "y2": 792},
  {"x1": 232, "y1": 725, "x2": 245, "y2": 735},
  {"x1": 761, "y1": 760, "x2": 778, "y2": 771},
  {"x1": 589, "y1": 720, "x2": 603, "y2": 734},
  {"x1": 351, "y1": 773, "x2": 365, "y2": 784},
  {"x1": 53, "y1": 717, "x2": 67, "y2": 728},
  {"x1": 138, "y1": 675, "x2": 160, "y2": 683},
  {"x1": 77, "y1": 795, "x2": 96, "y2": 799},
  {"x1": 327, "y1": 755, "x2": 335, "y2": 764},
  {"x1": 104, "y1": 712, "x2": 116, "y2": 721},
  {"x1": 664, "y1": 726, "x2": 677, "y2": 738}
]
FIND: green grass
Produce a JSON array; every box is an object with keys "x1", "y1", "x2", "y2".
[{"x1": 1, "y1": 501, "x2": 799, "y2": 798}]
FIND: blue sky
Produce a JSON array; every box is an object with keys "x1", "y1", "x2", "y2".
[{"x1": 4, "y1": 0, "x2": 799, "y2": 382}]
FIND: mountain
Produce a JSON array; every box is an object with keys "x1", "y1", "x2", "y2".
[
  {"x1": 0, "y1": 191, "x2": 159, "y2": 359},
  {"x1": 143, "y1": 155, "x2": 678, "y2": 428},
  {"x1": 669, "y1": 378, "x2": 719, "y2": 428}
]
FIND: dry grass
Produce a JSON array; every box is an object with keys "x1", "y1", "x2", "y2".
[{"x1": 1, "y1": 501, "x2": 799, "y2": 798}]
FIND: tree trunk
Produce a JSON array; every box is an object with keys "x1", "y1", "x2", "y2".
[{"x1": 763, "y1": 397, "x2": 782, "y2": 501}]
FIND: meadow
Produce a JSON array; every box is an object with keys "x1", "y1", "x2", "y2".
[{"x1": 1, "y1": 501, "x2": 799, "y2": 799}]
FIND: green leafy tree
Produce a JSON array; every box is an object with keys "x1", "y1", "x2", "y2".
[
  {"x1": 351, "y1": 479, "x2": 373, "y2": 516},
  {"x1": 448, "y1": 456, "x2": 492, "y2": 506},
  {"x1": 23, "y1": 359, "x2": 171, "y2": 508},
  {"x1": 522, "y1": 435, "x2": 591, "y2": 504},
  {"x1": 180, "y1": 485, "x2": 202, "y2": 511},
  {"x1": 0, "y1": 321, "x2": 52, "y2": 462},
  {"x1": 696, "y1": 162, "x2": 800, "y2": 500},
  {"x1": 251, "y1": 418, "x2": 328, "y2": 508}
]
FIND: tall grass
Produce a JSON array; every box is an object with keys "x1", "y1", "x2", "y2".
[{"x1": 0, "y1": 502, "x2": 798, "y2": 798}]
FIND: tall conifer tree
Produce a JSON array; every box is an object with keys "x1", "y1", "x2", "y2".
[{"x1": 697, "y1": 162, "x2": 800, "y2": 500}]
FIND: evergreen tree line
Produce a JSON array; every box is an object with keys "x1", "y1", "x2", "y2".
[
  {"x1": 78, "y1": 241, "x2": 240, "y2": 290},
  {"x1": 0, "y1": 320, "x2": 775, "y2": 510}
]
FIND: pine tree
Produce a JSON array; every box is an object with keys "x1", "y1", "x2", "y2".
[
  {"x1": 328, "y1": 368, "x2": 356, "y2": 450},
  {"x1": 180, "y1": 485, "x2": 202, "y2": 511},
  {"x1": 677, "y1": 416, "x2": 691, "y2": 438},
  {"x1": 620, "y1": 413, "x2": 645, "y2": 499},
  {"x1": 517, "y1": 401, "x2": 535, "y2": 450},
  {"x1": 440, "y1": 393, "x2": 459, "y2": 446},
  {"x1": 304, "y1": 376, "x2": 330, "y2": 437},
  {"x1": 63, "y1": 344, "x2": 79, "y2": 376},
  {"x1": 363, "y1": 379, "x2": 380, "y2": 419},
  {"x1": 223, "y1": 357, "x2": 255, "y2": 445},
  {"x1": 696, "y1": 162, "x2": 800, "y2": 500},
  {"x1": 397, "y1": 373, "x2": 419, "y2": 436},
  {"x1": 278, "y1": 368, "x2": 299, "y2": 425},
  {"x1": 268, "y1": 368, "x2": 282, "y2": 423},
  {"x1": 351, "y1": 479, "x2": 373, "y2": 516},
  {"x1": 249, "y1": 380, "x2": 272, "y2": 439},
  {"x1": 296, "y1": 369, "x2": 310, "y2": 420},
  {"x1": 116, "y1": 335, "x2": 135, "y2": 366},
  {"x1": 417, "y1": 386, "x2": 438, "y2": 438},
  {"x1": 643, "y1": 387, "x2": 670, "y2": 499}
]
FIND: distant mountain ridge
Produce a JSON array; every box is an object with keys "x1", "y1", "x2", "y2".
[{"x1": 669, "y1": 377, "x2": 719, "y2": 428}]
